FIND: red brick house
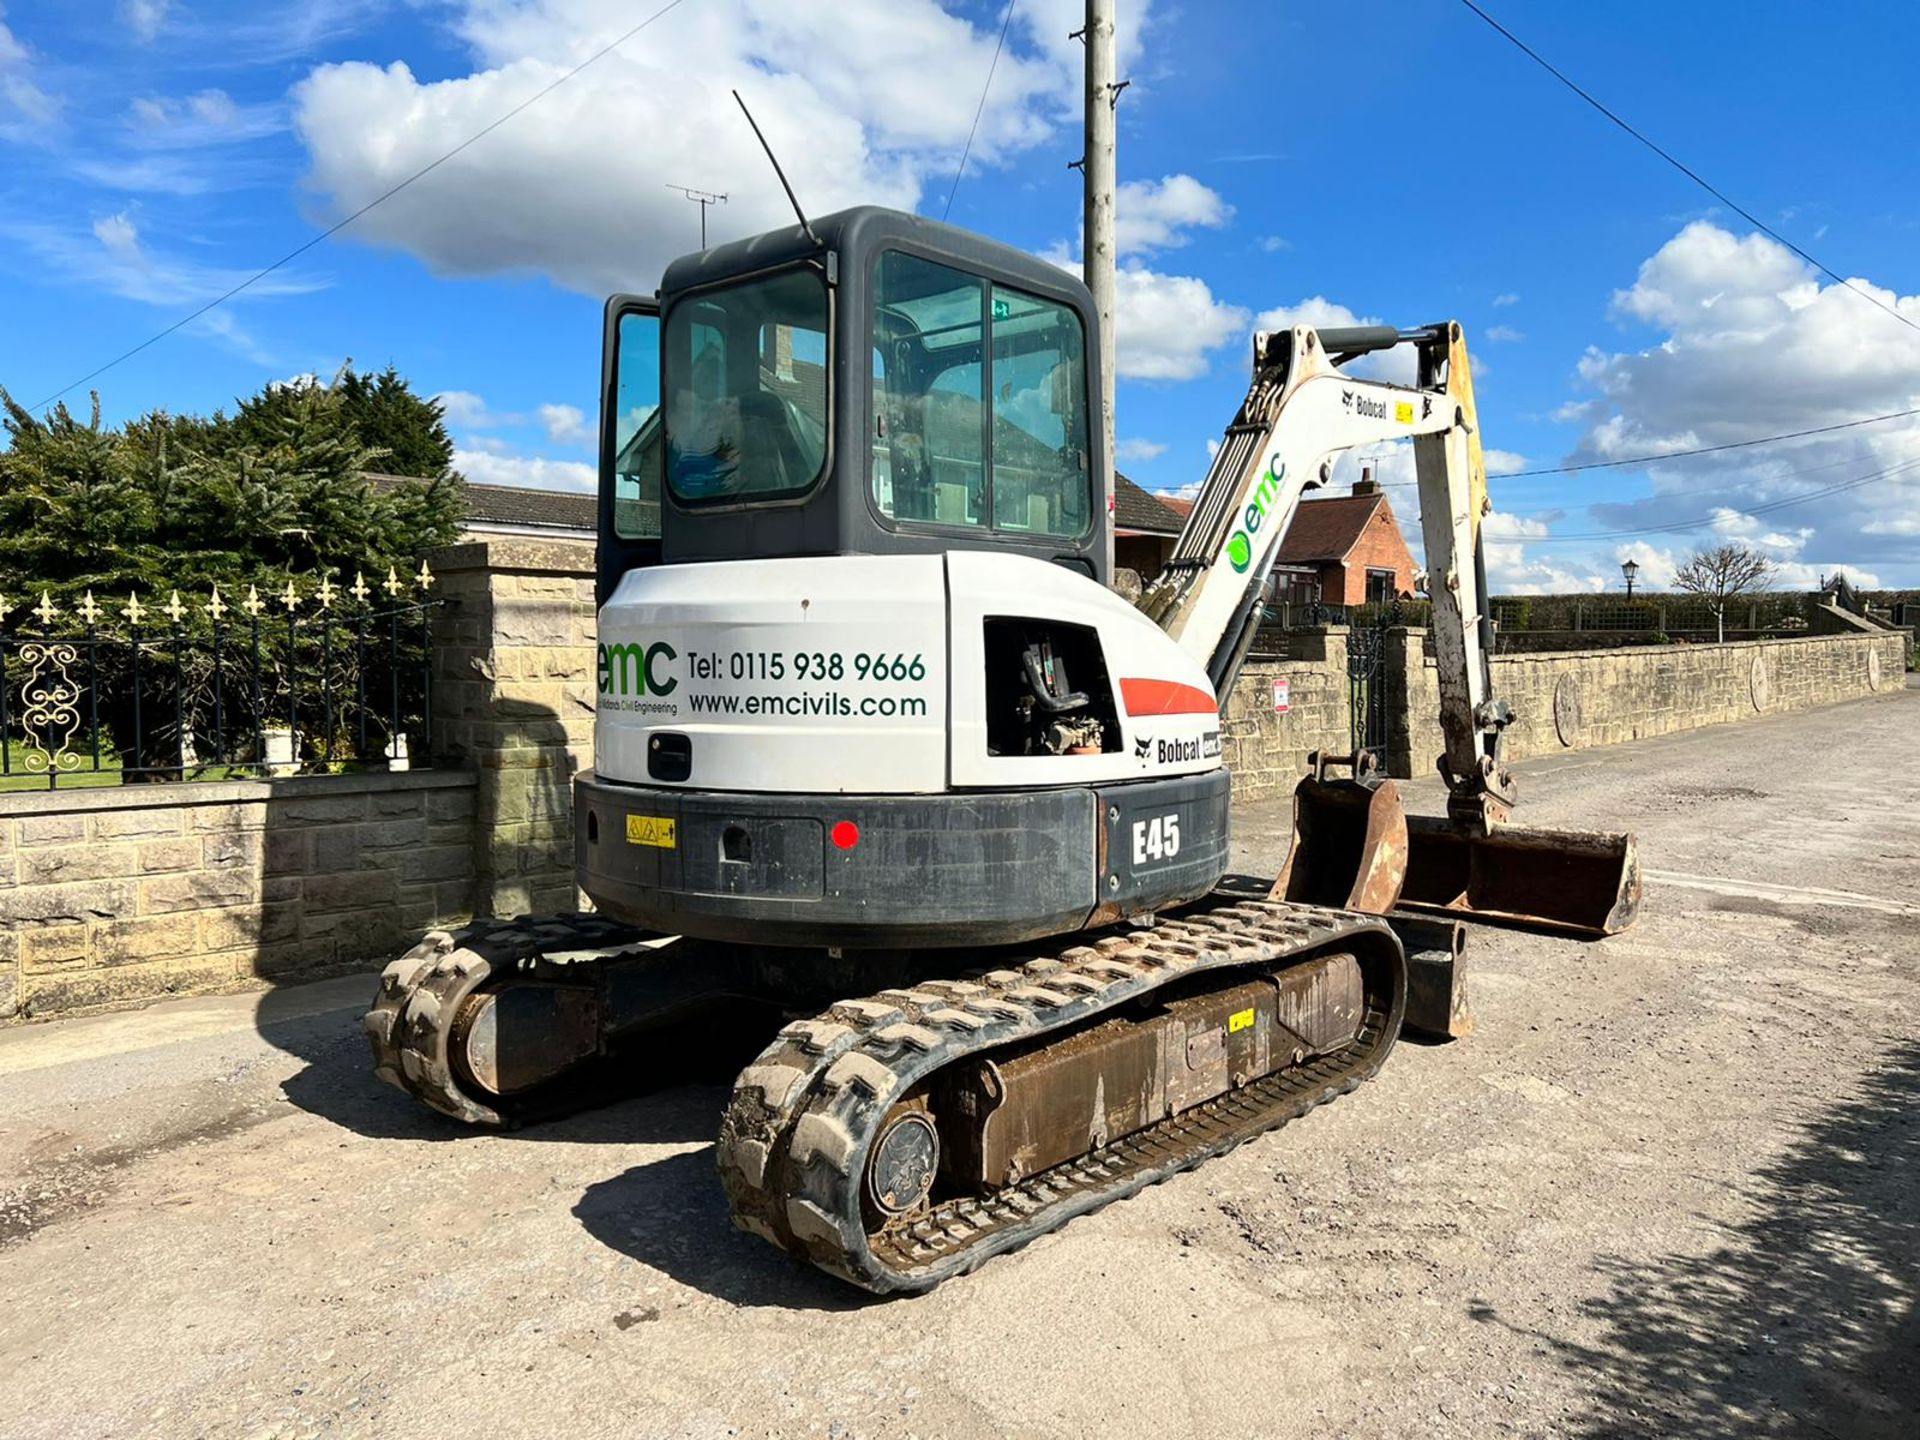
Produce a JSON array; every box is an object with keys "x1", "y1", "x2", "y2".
[{"x1": 1272, "y1": 475, "x2": 1420, "y2": 606}]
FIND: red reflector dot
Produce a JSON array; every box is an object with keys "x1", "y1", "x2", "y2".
[{"x1": 830, "y1": 820, "x2": 860, "y2": 850}]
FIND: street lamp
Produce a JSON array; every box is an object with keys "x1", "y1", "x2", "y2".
[{"x1": 1621, "y1": 558, "x2": 1639, "y2": 599}]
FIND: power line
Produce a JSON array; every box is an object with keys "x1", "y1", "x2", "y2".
[
  {"x1": 1502, "y1": 407, "x2": 1920, "y2": 477},
  {"x1": 1360, "y1": 435, "x2": 1920, "y2": 533},
  {"x1": 942, "y1": 0, "x2": 1018, "y2": 222},
  {"x1": 1370, "y1": 405, "x2": 1920, "y2": 493},
  {"x1": 1457, "y1": 0, "x2": 1920, "y2": 338},
  {"x1": 1522, "y1": 453, "x2": 1920, "y2": 543},
  {"x1": 1496, "y1": 434, "x2": 1920, "y2": 519},
  {"x1": 28, "y1": 0, "x2": 694, "y2": 412}
]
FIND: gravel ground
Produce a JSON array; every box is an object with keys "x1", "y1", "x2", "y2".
[{"x1": 1, "y1": 685, "x2": 1915, "y2": 1440}]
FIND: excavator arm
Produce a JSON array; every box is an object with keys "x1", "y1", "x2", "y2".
[{"x1": 1142, "y1": 320, "x2": 1639, "y2": 938}]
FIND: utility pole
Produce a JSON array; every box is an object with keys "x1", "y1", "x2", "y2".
[
  {"x1": 667, "y1": 185, "x2": 727, "y2": 249},
  {"x1": 1081, "y1": 0, "x2": 1119, "y2": 580}
]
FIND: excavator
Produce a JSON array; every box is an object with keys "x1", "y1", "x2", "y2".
[{"x1": 365, "y1": 207, "x2": 1640, "y2": 1293}]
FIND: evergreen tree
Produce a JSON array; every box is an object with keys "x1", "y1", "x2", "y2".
[
  {"x1": 0, "y1": 375, "x2": 463, "y2": 608},
  {"x1": 336, "y1": 365, "x2": 456, "y2": 478}
]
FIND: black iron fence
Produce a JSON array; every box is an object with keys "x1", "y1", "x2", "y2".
[
  {"x1": 1346, "y1": 614, "x2": 1391, "y2": 759},
  {"x1": 0, "y1": 566, "x2": 442, "y2": 790}
]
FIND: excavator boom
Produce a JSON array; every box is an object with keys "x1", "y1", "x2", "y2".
[{"x1": 1142, "y1": 318, "x2": 1640, "y2": 937}]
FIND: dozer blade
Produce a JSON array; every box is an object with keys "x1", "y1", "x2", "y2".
[
  {"x1": 1272, "y1": 760, "x2": 1409, "y2": 914},
  {"x1": 1397, "y1": 814, "x2": 1641, "y2": 938}
]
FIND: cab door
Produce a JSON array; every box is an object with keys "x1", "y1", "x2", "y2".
[{"x1": 599, "y1": 294, "x2": 663, "y2": 608}]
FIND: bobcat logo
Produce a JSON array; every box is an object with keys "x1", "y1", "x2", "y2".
[
  {"x1": 1340, "y1": 388, "x2": 1354, "y2": 412},
  {"x1": 1133, "y1": 733, "x2": 1152, "y2": 763}
]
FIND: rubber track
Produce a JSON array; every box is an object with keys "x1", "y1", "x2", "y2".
[
  {"x1": 716, "y1": 895, "x2": 1405, "y2": 1293},
  {"x1": 362, "y1": 913, "x2": 661, "y2": 1126}
]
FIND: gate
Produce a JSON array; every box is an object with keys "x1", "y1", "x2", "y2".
[{"x1": 1346, "y1": 605, "x2": 1395, "y2": 764}]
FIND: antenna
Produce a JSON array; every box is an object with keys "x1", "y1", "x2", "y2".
[
  {"x1": 667, "y1": 184, "x2": 727, "y2": 248},
  {"x1": 731, "y1": 89, "x2": 820, "y2": 247}
]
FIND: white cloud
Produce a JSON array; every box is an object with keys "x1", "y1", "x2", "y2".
[
  {"x1": 0, "y1": 3, "x2": 59, "y2": 133},
  {"x1": 1483, "y1": 448, "x2": 1527, "y2": 476},
  {"x1": 1492, "y1": 292, "x2": 1519, "y2": 307},
  {"x1": 0, "y1": 209, "x2": 325, "y2": 309},
  {"x1": 434, "y1": 390, "x2": 498, "y2": 428},
  {"x1": 126, "y1": 88, "x2": 282, "y2": 148},
  {"x1": 1259, "y1": 235, "x2": 1290, "y2": 254},
  {"x1": 292, "y1": 0, "x2": 1141, "y2": 295},
  {"x1": 120, "y1": 0, "x2": 169, "y2": 44},
  {"x1": 454, "y1": 446, "x2": 595, "y2": 492},
  {"x1": 1115, "y1": 437, "x2": 1167, "y2": 463},
  {"x1": 1114, "y1": 174, "x2": 1232, "y2": 257},
  {"x1": 1561, "y1": 220, "x2": 1920, "y2": 584},
  {"x1": 538, "y1": 402, "x2": 589, "y2": 446},
  {"x1": 1112, "y1": 264, "x2": 1249, "y2": 381},
  {"x1": 71, "y1": 153, "x2": 277, "y2": 195},
  {"x1": 1484, "y1": 324, "x2": 1523, "y2": 343}
]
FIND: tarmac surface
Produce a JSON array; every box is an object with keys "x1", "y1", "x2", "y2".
[{"x1": 1, "y1": 684, "x2": 1915, "y2": 1439}]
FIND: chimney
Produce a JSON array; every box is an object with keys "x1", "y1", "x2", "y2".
[{"x1": 1352, "y1": 464, "x2": 1380, "y2": 497}]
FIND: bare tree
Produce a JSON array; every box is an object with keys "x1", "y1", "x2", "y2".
[{"x1": 1672, "y1": 542, "x2": 1774, "y2": 643}]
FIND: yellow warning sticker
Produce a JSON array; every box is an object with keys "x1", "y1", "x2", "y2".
[
  {"x1": 1228, "y1": 1007, "x2": 1255, "y2": 1034},
  {"x1": 1394, "y1": 401, "x2": 1415, "y2": 424},
  {"x1": 625, "y1": 814, "x2": 677, "y2": 848}
]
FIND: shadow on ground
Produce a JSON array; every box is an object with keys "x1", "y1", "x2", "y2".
[
  {"x1": 1475, "y1": 1039, "x2": 1920, "y2": 1438},
  {"x1": 254, "y1": 974, "x2": 762, "y2": 1146},
  {"x1": 253, "y1": 978, "x2": 868, "y2": 1307},
  {"x1": 573, "y1": 1134, "x2": 879, "y2": 1314}
]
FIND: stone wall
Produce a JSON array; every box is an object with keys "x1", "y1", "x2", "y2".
[
  {"x1": 430, "y1": 538, "x2": 597, "y2": 918},
  {"x1": 1224, "y1": 632, "x2": 1354, "y2": 800},
  {"x1": 2, "y1": 534, "x2": 1906, "y2": 1027},
  {"x1": 1223, "y1": 624, "x2": 1905, "y2": 803},
  {"x1": 1390, "y1": 627, "x2": 1907, "y2": 774},
  {"x1": 0, "y1": 772, "x2": 475, "y2": 1021},
  {"x1": 0, "y1": 535, "x2": 597, "y2": 1025}
]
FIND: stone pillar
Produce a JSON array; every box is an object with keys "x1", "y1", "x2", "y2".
[
  {"x1": 429, "y1": 538, "x2": 597, "y2": 918},
  {"x1": 1381, "y1": 626, "x2": 1419, "y2": 779}
]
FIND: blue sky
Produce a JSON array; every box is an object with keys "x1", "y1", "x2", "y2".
[{"x1": 3, "y1": 0, "x2": 1917, "y2": 589}]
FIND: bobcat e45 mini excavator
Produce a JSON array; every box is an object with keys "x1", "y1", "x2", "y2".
[{"x1": 365, "y1": 207, "x2": 1640, "y2": 1293}]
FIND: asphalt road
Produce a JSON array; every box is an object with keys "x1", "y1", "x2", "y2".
[{"x1": 2, "y1": 686, "x2": 1915, "y2": 1439}]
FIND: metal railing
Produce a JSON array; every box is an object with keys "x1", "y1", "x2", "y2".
[{"x1": 0, "y1": 565, "x2": 442, "y2": 790}]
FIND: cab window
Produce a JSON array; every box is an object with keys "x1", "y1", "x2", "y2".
[
  {"x1": 609, "y1": 308, "x2": 662, "y2": 539},
  {"x1": 990, "y1": 286, "x2": 1090, "y2": 537},
  {"x1": 663, "y1": 266, "x2": 829, "y2": 505},
  {"x1": 871, "y1": 251, "x2": 1090, "y2": 538},
  {"x1": 872, "y1": 251, "x2": 986, "y2": 526}
]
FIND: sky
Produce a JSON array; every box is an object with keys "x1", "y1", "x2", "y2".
[{"x1": 3, "y1": 0, "x2": 1918, "y2": 593}]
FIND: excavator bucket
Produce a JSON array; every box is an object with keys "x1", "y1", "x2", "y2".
[
  {"x1": 1397, "y1": 815, "x2": 1641, "y2": 939},
  {"x1": 1273, "y1": 757, "x2": 1409, "y2": 914}
]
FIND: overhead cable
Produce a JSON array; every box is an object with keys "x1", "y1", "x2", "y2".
[
  {"x1": 28, "y1": 0, "x2": 694, "y2": 410},
  {"x1": 1458, "y1": 0, "x2": 1920, "y2": 338},
  {"x1": 943, "y1": 0, "x2": 1020, "y2": 221}
]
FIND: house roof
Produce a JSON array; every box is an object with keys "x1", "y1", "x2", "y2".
[
  {"x1": 1114, "y1": 471, "x2": 1185, "y2": 536},
  {"x1": 461, "y1": 481, "x2": 596, "y2": 532},
  {"x1": 366, "y1": 473, "x2": 596, "y2": 534},
  {"x1": 1275, "y1": 492, "x2": 1385, "y2": 564},
  {"x1": 372, "y1": 465, "x2": 1190, "y2": 540}
]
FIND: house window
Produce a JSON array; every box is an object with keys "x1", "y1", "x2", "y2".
[{"x1": 1365, "y1": 568, "x2": 1397, "y2": 604}]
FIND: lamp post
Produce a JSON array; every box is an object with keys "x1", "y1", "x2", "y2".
[{"x1": 1622, "y1": 558, "x2": 1640, "y2": 599}]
